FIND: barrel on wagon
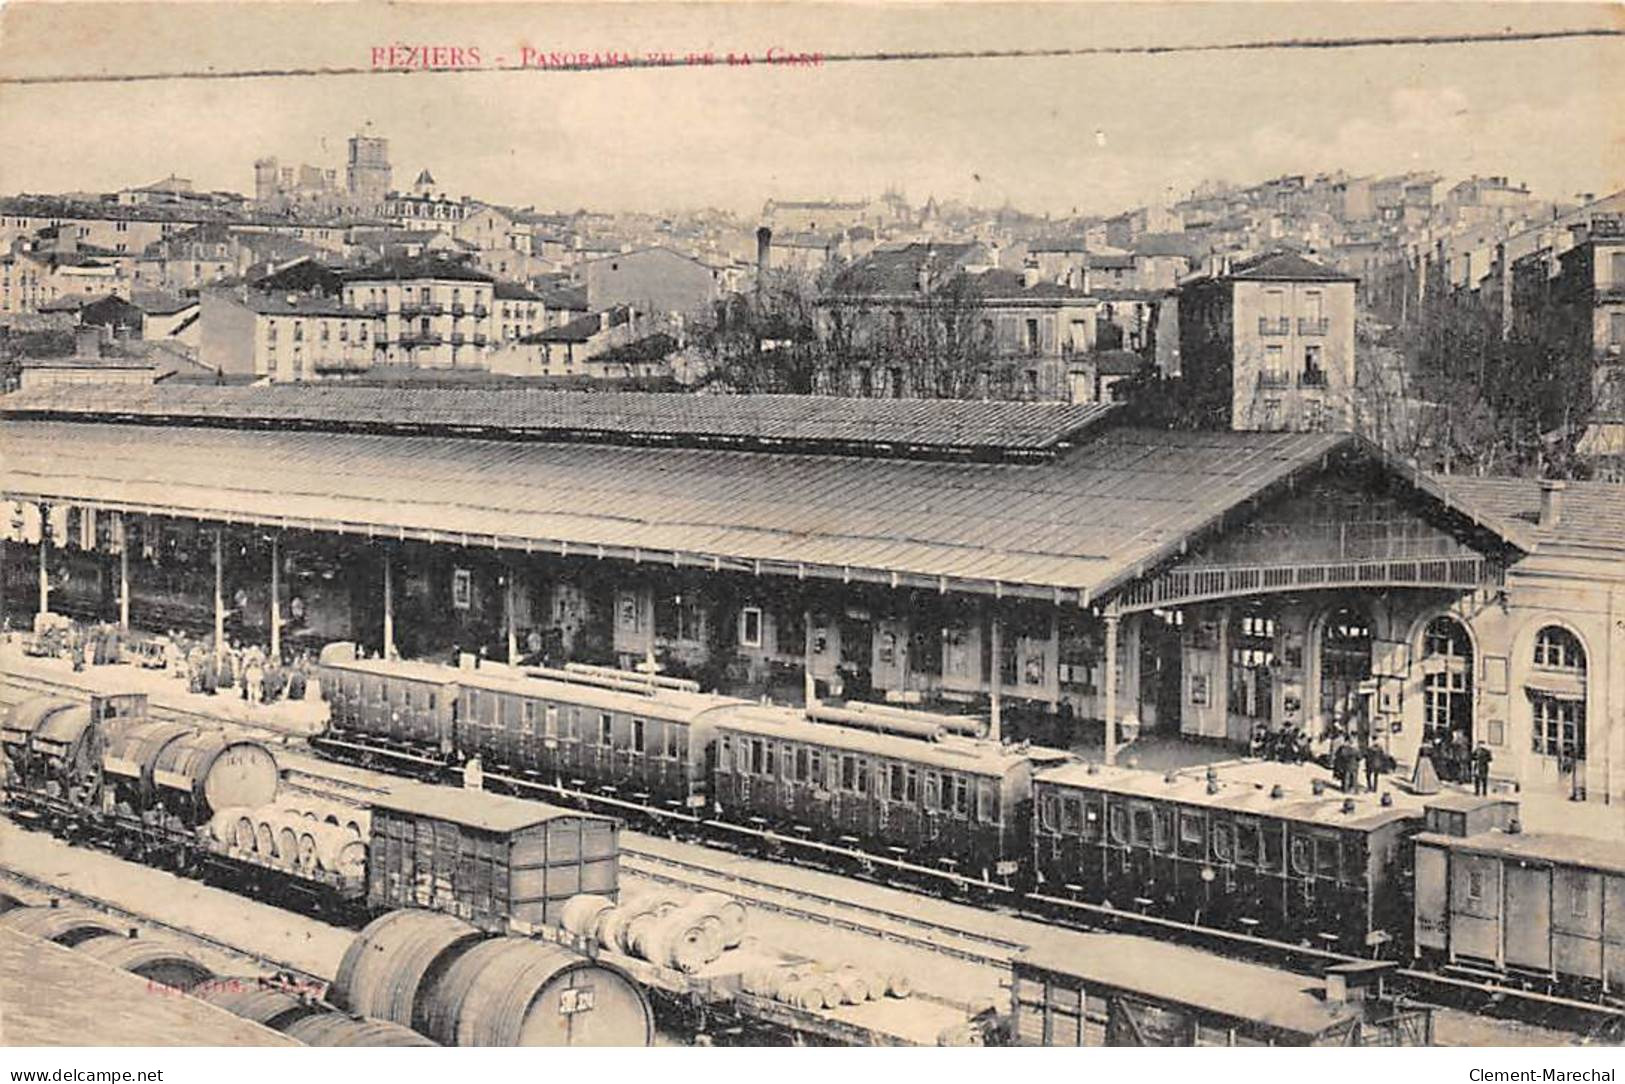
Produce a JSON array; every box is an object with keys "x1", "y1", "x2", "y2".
[
  {"x1": 418, "y1": 936, "x2": 654, "y2": 1047},
  {"x1": 364, "y1": 781, "x2": 620, "y2": 933}
]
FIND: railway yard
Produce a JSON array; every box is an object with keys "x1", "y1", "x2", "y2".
[{"x1": 3, "y1": 644, "x2": 1621, "y2": 1049}]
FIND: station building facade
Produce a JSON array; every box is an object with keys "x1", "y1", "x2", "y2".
[{"x1": 1, "y1": 386, "x2": 1621, "y2": 805}]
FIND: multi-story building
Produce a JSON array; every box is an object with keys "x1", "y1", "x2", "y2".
[
  {"x1": 817, "y1": 243, "x2": 1108, "y2": 401},
  {"x1": 380, "y1": 171, "x2": 474, "y2": 233},
  {"x1": 493, "y1": 281, "x2": 545, "y2": 343},
  {"x1": 1177, "y1": 251, "x2": 1358, "y2": 432},
  {"x1": 1511, "y1": 215, "x2": 1625, "y2": 416},
  {"x1": 491, "y1": 306, "x2": 676, "y2": 380},
  {"x1": 198, "y1": 287, "x2": 373, "y2": 382},
  {"x1": 340, "y1": 255, "x2": 495, "y2": 369},
  {"x1": 577, "y1": 247, "x2": 723, "y2": 317}
]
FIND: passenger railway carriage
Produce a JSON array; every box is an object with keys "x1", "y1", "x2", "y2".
[
  {"x1": 1030, "y1": 761, "x2": 1425, "y2": 952},
  {"x1": 318, "y1": 647, "x2": 745, "y2": 815},
  {"x1": 709, "y1": 706, "x2": 1066, "y2": 887}
]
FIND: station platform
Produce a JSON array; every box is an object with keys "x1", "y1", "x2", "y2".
[
  {"x1": 0, "y1": 637, "x2": 326, "y2": 738},
  {"x1": 0, "y1": 926, "x2": 297, "y2": 1046}
]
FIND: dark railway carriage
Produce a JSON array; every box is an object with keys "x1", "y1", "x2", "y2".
[
  {"x1": 450, "y1": 666, "x2": 739, "y2": 814},
  {"x1": 1031, "y1": 762, "x2": 1426, "y2": 952},
  {"x1": 710, "y1": 706, "x2": 1066, "y2": 887},
  {"x1": 319, "y1": 653, "x2": 457, "y2": 756},
  {"x1": 1414, "y1": 823, "x2": 1625, "y2": 994},
  {"x1": 316, "y1": 649, "x2": 746, "y2": 814}
]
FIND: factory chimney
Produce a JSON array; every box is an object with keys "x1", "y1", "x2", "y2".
[{"x1": 755, "y1": 226, "x2": 772, "y2": 296}]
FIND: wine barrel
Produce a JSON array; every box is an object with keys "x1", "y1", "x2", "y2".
[
  {"x1": 152, "y1": 731, "x2": 279, "y2": 818},
  {"x1": 0, "y1": 905, "x2": 122, "y2": 947},
  {"x1": 884, "y1": 973, "x2": 913, "y2": 998},
  {"x1": 209, "y1": 807, "x2": 252, "y2": 846},
  {"x1": 192, "y1": 983, "x2": 321, "y2": 1031},
  {"x1": 420, "y1": 937, "x2": 654, "y2": 1047},
  {"x1": 557, "y1": 895, "x2": 614, "y2": 941},
  {"x1": 689, "y1": 892, "x2": 747, "y2": 949},
  {"x1": 233, "y1": 815, "x2": 259, "y2": 852},
  {"x1": 832, "y1": 969, "x2": 870, "y2": 1005},
  {"x1": 283, "y1": 1012, "x2": 437, "y2": 1047},
  {"x1": 644, "y1": 904, "x2": 724, "y2": 974},
  {"x1": 75, "y1": 935, "x2": 214, "y2": 990},
  {"x1": 304, "y1": 823, "x2": 366, "y2": 878},
  {"x1": 330, "y1": 910, "x2": 485, "y2": 1033}
]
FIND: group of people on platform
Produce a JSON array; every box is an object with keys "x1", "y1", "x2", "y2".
[
  {"x1": 1421, "y1": 729, "x2": 1495, "y2": 796},
  {"x1": 171, "y1": 634, "x2": 311, "y2": 706},
  {"x1": 4, "y1": 612, "x2": 312, "y2": 708},
  {"x1": 1248, "y1": 720, "x2": 1494, "y2": 796},
  {"x1": 1251, "y1": 723, "x2": 1396, "y2": 794}
]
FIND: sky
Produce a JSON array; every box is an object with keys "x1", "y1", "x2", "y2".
[{"x1": 0, "y1": 2, "x2": 1621, "y2": 218}]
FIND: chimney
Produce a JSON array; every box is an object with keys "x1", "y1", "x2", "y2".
[
  {"x1": 1023, "y1": 266, "x2": 1041, "y2": 289},
  {"x1": 1538, "y1": 479, "x2": 1566, "y2": 529},
  {"x1": 755, "y1": 226, "x2": 772, "y2": 293},
  {"x1": 74, "y1": 325, "x2": 102, "y2": 360}
]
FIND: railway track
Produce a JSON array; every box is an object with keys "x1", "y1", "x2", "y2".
[
  {"x1": 0, "y1": 863, "x2": 329, "y2": 990},
  {"x1": 8, "y1": 665, "x2": 1625, "y2": 1042}
]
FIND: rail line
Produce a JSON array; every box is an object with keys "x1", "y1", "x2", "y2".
[
  {"x1": 0, "y1": 863, "x2": 330, "y2": 989},
  {"x1": 7, "y1": 668, "x2": 1624, "y2": 1042}
]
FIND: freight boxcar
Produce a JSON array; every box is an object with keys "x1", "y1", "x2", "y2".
[
  {"x1": 1414, "y1": 821, "x2": 1625, "y2": 995},
  {"x1": 1010, "y1": 930, "x2": 1431, "y2": 1046},
  {"x1": 1030, "y1": 761, "x2": 1427, "y2": 952},
  {"x1": 710, "y1": 704, "x2": 1066, "y2": 888},
  {"x1": 365, "y1": 781, "x2": 621, "y2": 934}
]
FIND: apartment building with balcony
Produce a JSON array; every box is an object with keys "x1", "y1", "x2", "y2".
[
  {"x1": 339, "y1": 256, "x2": 495, "y2": 368},
  {"x1": 1177, "y1": 251, "x2": 1357, "y2": 432}
]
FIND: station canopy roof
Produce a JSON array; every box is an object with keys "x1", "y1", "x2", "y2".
[
  {"x1": 0, "y1": 386, "x2": 1534, "y2": 606},
  {"x1": 0, "y1": 384, "x2": 1117, "y2": 462},
  {"x1": 3, "y1": 417, "x2": 1355, "y2": 605}
]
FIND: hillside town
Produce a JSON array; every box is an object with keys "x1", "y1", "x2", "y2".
[
  {"x1": 3, "y1": 4, "x2": 1625, "y2": 1060},
  {"x1": 2, "y1": 128, "x2": 1620, "y2": 480}
]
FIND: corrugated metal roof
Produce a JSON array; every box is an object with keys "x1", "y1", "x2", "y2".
[
  {"x1": 0, "y1": 385, "x2": 1116, "y2": 457},
  {"x1": 0, "y1": 419, "x2": 1350, "y2": 601}
]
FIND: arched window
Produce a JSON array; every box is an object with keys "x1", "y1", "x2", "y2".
[
  {"x1": 1534, "y1": 626, "x2": 1586, "y2": 671},
  {"x1": 1529, "y1": 626, "x2": 1587, "y2": 763},
  {"x1": 1422, "y1": 616, "x2": 1473, "y2": 747}
]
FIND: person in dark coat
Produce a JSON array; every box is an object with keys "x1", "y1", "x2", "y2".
[
  {"x1": 1363, "y1": 743, "x2": 1385, "y2": 792},
  {"x1": 1334, "y1": 738, "x2": 1359, "y2": 792},
  {"x1": 1472, "y1": 742, "x2": 1493, "y2": 796}
]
